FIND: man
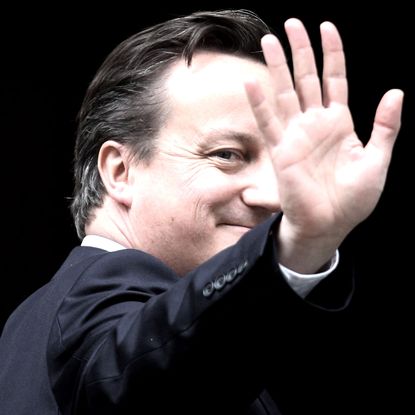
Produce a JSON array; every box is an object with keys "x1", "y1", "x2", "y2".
[{"x1": 0, "y1": 9, "x2": 403, "y2": 414}]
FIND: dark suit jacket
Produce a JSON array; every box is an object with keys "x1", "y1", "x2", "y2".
[{"x1": 0, "y1": 217, "x2": 353, "y2": 414}]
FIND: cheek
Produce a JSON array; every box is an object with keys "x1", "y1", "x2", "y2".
[
  {"x1": 180, "y1": 183, "x2": 231, "y2": 225},
  {"x1": 137, "y1": 161, "x2": 241, "y2": 228},
  {"x1": 182, "y1": 165, "x2": 239, "y2": 204}
]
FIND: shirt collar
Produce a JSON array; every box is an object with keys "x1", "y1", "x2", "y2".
[{"x1": 81, "y1": 235, "x2": 127, "y2": 252}]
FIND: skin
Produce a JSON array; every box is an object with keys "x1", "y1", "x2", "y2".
[{"x1": 87, "y1": 18, "x2": 403, "y2": 276}]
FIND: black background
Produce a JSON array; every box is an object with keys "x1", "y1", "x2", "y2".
[{"x1": 0, "y1": 3, "x2": 412, "y2": 414}]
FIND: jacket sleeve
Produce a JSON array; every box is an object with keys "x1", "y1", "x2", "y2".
[{"x1": 48, "y1": 215, "x2": 353, "y2": 414}]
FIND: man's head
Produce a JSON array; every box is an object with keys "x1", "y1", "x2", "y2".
[
  {"x1": 71, "y1": 9, "x2": 281, "y2": 274},
  {"x1": 71, "y1": 9, "x2": 271, "y2": 238}
]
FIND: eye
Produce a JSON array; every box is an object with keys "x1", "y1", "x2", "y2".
[{"x1": 210, "y1": 150, "x2": 243, "y2": 161}]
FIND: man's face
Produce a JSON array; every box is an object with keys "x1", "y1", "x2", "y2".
[{"x1": 129, "y1": 52, "x2": 280, "y2": 275}]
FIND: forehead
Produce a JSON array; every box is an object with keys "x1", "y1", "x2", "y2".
[
  {"x1": 162, "y1": 52, "x2": 272, "y2": 138},
  {"x1": 165, "y1": 51, "x2": 271, "y2": 101}
]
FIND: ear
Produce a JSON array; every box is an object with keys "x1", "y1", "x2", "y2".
[{"x1": 98, "y1": 140, "x2": 134, "y2": 207}]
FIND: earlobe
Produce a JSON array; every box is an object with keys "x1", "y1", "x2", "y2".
[{"x1": 98, "y1": 140, "x2": 133, "y2": 207}]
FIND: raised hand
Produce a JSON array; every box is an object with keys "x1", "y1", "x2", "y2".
[{"x1": 245, "y1": 18, "x2": 403, "y2": 272}]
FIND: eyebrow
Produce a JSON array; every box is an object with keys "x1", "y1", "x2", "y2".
[{"x1": 198, "y1": 129, "x2": 262, "y2": 149}]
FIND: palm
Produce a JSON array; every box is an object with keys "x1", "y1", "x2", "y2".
[
  {"x1": 246, "y1": 18, "x2": 403, "y2": 241},
  {"x1": 274, "y1": 104, "x2": 371, "y2": 237}
]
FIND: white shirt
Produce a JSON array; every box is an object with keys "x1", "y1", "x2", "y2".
[{"x1": 81, "y1": 235, "x2": 339, "y2": 299}]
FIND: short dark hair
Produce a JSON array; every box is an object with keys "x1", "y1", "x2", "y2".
[{"x1": 70, "y1": 9, "x2": 271, "y2": 239}]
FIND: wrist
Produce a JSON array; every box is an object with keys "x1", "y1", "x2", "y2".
[{"x1": 276, "y1": 216, "x2": 345, "y2": 274}]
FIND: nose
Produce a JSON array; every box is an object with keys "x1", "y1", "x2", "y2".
[{"x1": 241, "y1": 158, "x2": 281, "y2": 213}]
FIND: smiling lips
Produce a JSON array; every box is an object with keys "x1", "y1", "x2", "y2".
[{"x1": 218, "y1": 211, "x2": 274, "y2": 232}]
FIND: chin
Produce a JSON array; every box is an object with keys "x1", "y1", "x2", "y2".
[
  {"x1": 216, "y1": 226, "x2": 250, "y2": 249},
  {"x1": 222, "y1": 224, "x2": 252, "y2": 237}
]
